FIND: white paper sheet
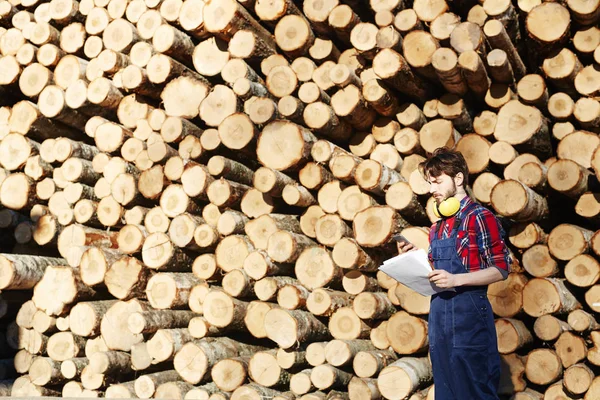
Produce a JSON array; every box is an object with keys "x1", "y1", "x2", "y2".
[{"x1": 379, "y1": 249, "x2": 454, "y2": 296}]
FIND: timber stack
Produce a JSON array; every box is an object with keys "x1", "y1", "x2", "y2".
[{"x1": 0, "y1": 0, "x2": 599, "y2": 398}]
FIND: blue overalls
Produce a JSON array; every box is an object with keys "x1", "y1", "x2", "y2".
[{"x1": 428, "y1": 204, "x2": 501, "y2": 400}]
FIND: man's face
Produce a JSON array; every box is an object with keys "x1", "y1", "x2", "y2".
[{"x1": 428, "y1": 173, "x2": 457, "y2": 205}]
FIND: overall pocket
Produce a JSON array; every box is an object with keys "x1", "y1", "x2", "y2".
[{"x1": 452, "y1": 293, "x2": 489, "y2": 348}]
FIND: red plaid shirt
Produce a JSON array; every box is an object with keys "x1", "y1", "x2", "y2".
[{"x1": 428, "y1": 196, "x2": 511, "y2": 278}]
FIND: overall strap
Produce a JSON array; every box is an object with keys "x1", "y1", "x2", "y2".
[{"x1": 433, "y1": 198, "x2": 477, "y2": 239}]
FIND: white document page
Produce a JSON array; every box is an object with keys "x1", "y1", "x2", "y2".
[{"x1": 379, "y1": 249, "x2": 454, "y2": 297}]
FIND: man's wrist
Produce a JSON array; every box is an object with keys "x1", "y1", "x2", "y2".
[{"x1": 455, "y1": 273, "x2": 467, "y2": 287}]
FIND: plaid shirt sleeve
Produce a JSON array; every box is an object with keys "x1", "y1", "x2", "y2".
[{"x1": 473, "y1": 208, "x2": 511, "y2": 279}]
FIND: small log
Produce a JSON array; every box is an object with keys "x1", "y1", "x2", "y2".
[
  {"x1": 521, "y1": 244, "x2": 558, "y2": 278},
  {"x1": 290, "y1": 369, "x2": 315, "y2": 395},
  {"x1": 61, "y1": 357, "x2": 89, "y2": 379},
  {"x1": 264, "y1": 308, "x2": 330, "y2": 349},
  {"x1": 458, "y1": 50, "x2": 489, "y2": 98},
  {"x1": 554, "y1": 331, "x2": 587, "y2": 368},
  {"x1": 0, "y1": 253, "x2": 65, "y2": 290},
  {"x1": 141, "y1": 232, "x2": 193, "y2": 271},
  {"x1": 248, "y1": 351, "x2": 291, "y2": 388},
  {"x1": 80, "y1": 247, "x2": 123, "y2": 287},
  {"x1": 372, "y1": 48, "x2": 434, "y2": 99},
  {"x1": 173, "y1": 337, "x2": 265, "y2": 385},
  {"x1": 134, "y1": 370, "x2": 181, "y2": 399},
  {"x1": 311, "y1": 364, "x2": 353, "y2": 391},
  {"x1": 100, "y1": 299, "x2": 151, "y2": 352},
  {"x1": 490, "y1": 179, "x2": 549, "y2": 222},
  {"x1": 353, "y1": 349, "x2": 397, "y2": 379},
  {"x1": 523, "y1": 278, "x2": 581, "y2": 317},
  {"x1": 28, "y1": 356, "x2": 63, "y2": 386},
  {"x1": 329, "y1": 307, "x2": 371, "y2": 340},
  {"x1": 69, "y1": 300, "x2": 118, "y2": 337},
  {"x1": 353, "y1": 292, "x2": 396, "y2": 320},
  {"x1": 244, "y1": 301, "x2": 279, "y2": 339},
  {"x1": 266, "y1": 65, "x2": 299, "y2": 98},
  {"x1": 282, "y1": 184, "x2": 316, "y2": 207},
  {"x1": 146, "y1": 273, "x2": 202, "y2": 310},
  {"x1": 495, "y1": 318, "x2": 533, "y2": 354},
  {"x1": 377, "y1": 357, "x2": 432, "y2": 400},
  {"x1": 147, "y1": 328, "x2": 194, "y2": 363},
  {"x1": 47, "y1": 331, "x2": 86, "y2": 361}
]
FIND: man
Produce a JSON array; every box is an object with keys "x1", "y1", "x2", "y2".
[{"x1": 398, "y1": 147, "x2": 511, "y2": 400}]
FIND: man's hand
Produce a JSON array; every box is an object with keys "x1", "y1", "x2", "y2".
[
  {"x1": 396, "y1": 241, "x2": 416, "y2": 254},
  {"x1": 428, "y1": 269, "x2": 460, "y2": 288}
]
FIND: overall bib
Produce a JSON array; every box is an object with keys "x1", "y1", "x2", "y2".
[{"x1": 428, "y1": 210, "x2": 501, "y2": 400}]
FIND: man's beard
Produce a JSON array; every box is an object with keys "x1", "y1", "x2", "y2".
[{"x1": 436, "y1": 181, "x2": 457, "y2": 205}]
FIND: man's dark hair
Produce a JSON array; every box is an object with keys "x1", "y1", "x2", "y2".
[{"x1": 419, "y1": 147, "x2": 469, "y2": 187}]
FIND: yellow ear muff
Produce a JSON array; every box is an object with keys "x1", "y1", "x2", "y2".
[{"x1": 434, "y1": 197, "x2": 461, "y2": 218}]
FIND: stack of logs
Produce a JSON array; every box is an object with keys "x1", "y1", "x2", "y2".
[{"x1": 0, "y1": 0, "x2": 600, "y2": 398}]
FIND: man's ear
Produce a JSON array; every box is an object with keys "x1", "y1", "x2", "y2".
[{"x1": 454, "y1": 172, "x2": 464, "y2": 187}]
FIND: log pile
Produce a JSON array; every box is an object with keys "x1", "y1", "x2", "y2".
[{"x1": 0, "y1": 0, "x2": 600, "y2": 399}]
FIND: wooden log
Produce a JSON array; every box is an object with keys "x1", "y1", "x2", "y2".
[
  {"x1": 203, "y1": 290, "x2": 249, "y2": 329},
  {"x1": 458, "y1": 50, "x2": 489, "y2": 98},
  {"x1": 352, "y1": 292, "x2": 396, "y2": 320},
  {"x1": 373, "y1": 48, "x2": 434, "y2": 99},
  {"x1": 348, "y1": 376, "x2": 381, "y2": 400},
  {"x1": 563, "y1": 363, "x2": 594, "y2": 397},
  {"x1": 248, "y1": 351, "x2": 291, "y2": 388},
  {"x1": 134, "y1": 370, "x2": 181, "y2": 399},
  {"x1": 173, "y1": 337, "x2": 265, "y2": 385},
  {"x1": 147, "y1": 328, "x2": 194, "y2": 363},
  {"x1": 61, "y1": 357, "x2": 89, "y2": 379},
  {"x1": 353, "y1": 348, "x2": 397, "y2": 379},
  {"x1": 0, "y1": 253, "x2": 65, "y2": 290},
  {"x1": 141, "y1": 232, "x2": 193, "y2": 271},
  {"x1": 490, "y1": 179, "x2": 549, "y2": 222},
  {"x1": 353, "y1": 206, "x2": 408, "y2": 248},
  {"x1": 242, "y1": 300, "x2": 278, "y2": 339},
  {"x1": 146, "y1": 273, "x2": 202, "y2": 310},
  {"x1": 432, "y1": 47, "x2": 467, "y2": 96},
  {"x1": 290, "y1": 369, "x2": 315, "y2": 395},
  {"x1": 32, "y1": 265, "x2": 96, "y2": 316},
  {"x1": 214, "y1": 235, "x2": 255, "y2": 272},
  {"x1": 521, "y1": 244, "x2": 558, "y2": 278},
  {"x1": 47, "y1": 331, "x2": 85, "y2": 361},
  {"x1": 266, "y1": 65, "x2": 299, "y2": 99},
  {"x1": 525, "y1": 3, "x2": 571, "y2": 61},
  {"x1": 29, "y1": 357, "x2": 64, "y2": 386},
  {"x1": 100, "y1": 299, "x2": 151, "y2": 352},
  {"x1": 155, "y1": 381, "x2": 195, "y2": 399},
  {"x1": 218, "y1": 112, "x2": 258, "y2": 152},
  {"x1": 79, "y1": 247, "x2": 123, "y2": 287},
  {"x1": 311, "y1": 364, "x2": 353, "y2": 391},
  {"x1": 555, "y1": 331, "x2": 587, "y2": 368},
  {"x1": 377, "y1": 357, "x2": 432, "y2": 400},
  {"x1": 69, "y1": 300, "x2": 117, "y2": 337},
  {"x1": 483, "y1": 19, "x2": 526, "y2": 79},
  {"x1": 523, "y1": 278, "x2": 581, "y2": 317},
  {"x1": 487, "y1": 273, "x2": 527, "y2": 318},
  {"x1": 264, "y1": 308, "x2": 330, "y2": 349},
  {"x1": 330, "y1": 85, "x2": 376, "y2": 132},
  {"x1": 495, "y1": 318, "x2": 533, "y2": 354},
  {"x1": 547, "y1": 159, "x2": 590, "y2": 198},
  {"x1": 548, "y1": 224, "x2": 593, "y2": 261}
]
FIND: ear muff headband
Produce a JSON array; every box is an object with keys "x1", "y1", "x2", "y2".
[{"x1": 433, "y1": 197, "x2": 461, "y2": 218}]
